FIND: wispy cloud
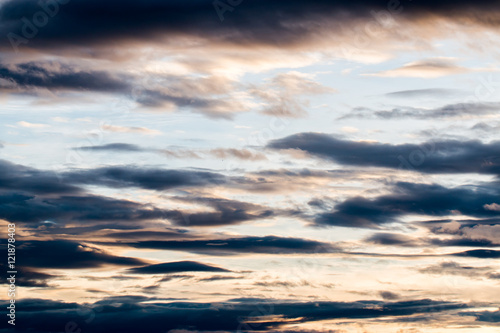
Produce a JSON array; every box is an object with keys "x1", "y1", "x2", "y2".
[{"x1": 365, "y1": 58, "x2": 491, "y2": 78}]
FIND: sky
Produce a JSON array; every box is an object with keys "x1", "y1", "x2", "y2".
[{"x1": 0, "y1": 0, "x2": 500, "y2": 332}]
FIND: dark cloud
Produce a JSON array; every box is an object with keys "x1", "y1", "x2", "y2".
[
  {"x1": 364, "y1": 232, "x2": 500, "y2": 248},
  {"x1": 32, "y1": 223, "x2": 147, "y2": 238},
  {"x1": 459, "y1": 309, "x2": 500, "y2": 323},
  {"x1": 5, "y1": 240, "x2": 146, "y2": 269},
  {"x1": 364, "y1": 233, "x2": 418, "y2": 246},
  {"x1": 379, "y1": 291, "x2": 401, "y2": 300},
  {"x1": 0, "y1": 297, "x2": 468, "y2": 332},
  {"x1": 0, "y1": 160, "x2": 284, "y2": 228},
  {"x1": 1, "y1": 0, "x2": 499, "y2": 50},
  {"x1": 135, "y1": 89, "x2": 238, "y2": 119},
  {"x1": 452, "y1": 249, "x2": 500, "y2": 259},
  {"x1": 0, "y1": 61, "x2": 129, "y2": 92},
  {"x1": 0, "y1": 192, "x2": 168, "y2": 224},
  {"x1": 128, "y1": 261, "x2": 230, "y2": 274},
  {"x1": 422, "y1": 217, "x2": 500, "y2": 229},
  {"x1": 77, "y1": 143, "x2": 144, "y2": 152},
  {"x1": 118, "y1": 235, "x2": 339, "y2": 255},
  {"x1": 15, "y1": 269, "x2": 57, "y2": 287},
  {"x1": 4, "y1": 298, "x2": 80, "y2": 312},
  {"x1": 430, "y1": 238, "x2": 499, "y2": 247},
  {"x1": 0, "y1": 159, "x2": 80, "y2": 195},
  {"x1": 1, "y1": 158, "x2": 230, "y2": 194},
  {"x1": 268, "y1": 133, "x2": 500, "y2": 176},
  {"x1": 314, "y1": 182, "x2": 500, "y2": 228},
  {"x1": 63, "y1": 165, "x2": 227, "y2": 190},
  {"x1": 0, "y1": 266, "x2": 56, "y2": 287},
  {"x1": 165, "y1": 197, "x2": 277, "y2": 227},
  {"x1": 0, "y1": 61, "x2": 240, "y2": 118}
]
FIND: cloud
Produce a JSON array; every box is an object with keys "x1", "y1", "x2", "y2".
[
  {"x1": 459, "y1": 309, "x2": 500, "y2": 323},
  {"x1": 452, "y1": 249, "x2": 500, "y2": 259},
  {"x1": 135, "y1": 88, "x2": 242, "y2": 119},
  {"x1": 115, "y1": 235, "x2": 339, "y2": 256},
  {"x1": 197, "y1": 275, "x2": 244, "y2": 282},
  {"x1": 313, "y1": 182, "x2": 500, "y2": 228},
  {"x1": 366, "y1": 58, "x2": 472, "y2": 78},
  {"x1": 16, "y1": 120, "x2": 47, "y2": 128},
  {"x1": 62, "y1": 165, "x2": 228, "y2": 190},
  {"x1": 472, "y1": 122, "x2": 500, "y2": 133},
  {"x1": 458, "y1": 224, "x2": 500, "y2": 245},
  {"x1": 251, "y1": 71, "x2": 335, "y2": 117},
  {"x1": 0, "y1": 192, "x2": 168, "y2": 224},
  {"x1": 101, "y1": 124, "x2": 162, "y2": 135},
  {"x1": 0, "y1": 189, "x2": 280, "y2": 230},
  {"x1": 165, "y1": 196, "x2": 278, "y2": 227},
  {"x1": 379, "y1": 291, "x2": 401, "y2": 300},
  {"x1": 426, "y1": 222, "x2": 500, "y2": 247},
  {"x1": 0, "y1": 61, "x2": 246, "y2": 118},
  {"x1": 0, "y1": 160, "x2": 288, "y2": 229},
  {"x1": 430, "y1": 237, "x2": 499, "y2": 247},
  {"x1": 77, "y1": 143, "x2": 144, "y2": 152},
  {"x1": 160, "y1": 148, "x2": 203, "y2": 159},
  {"x1": 77, "y1": 143, "x2": 268, "y2": 161},
  {"x1": 385, "y1": 88, "x2": 462, "y2": 98},
  {"x1": 254, "y1": 280, "x2": 312, "y2": 288},
  {"x1": 364, "y1": 233, "x2": 418, "y2": 246},
  {"x1": 418, "y1": 261, "x2": 500, "y2": 279},
  {"x1": 0, "y1": 62, "x2": 130, "y2": 92},
  {"x1": 484, "y1": 203, "x2": 500, "y2": 211},
  {"x1": 340, "y1": 102, "x2": 500, "y2": 120},
  {"x1": 8, "y1": 240, "x2": 146, "y2": 269},
  {"x1": 209, "y1": 148, "x2": 267, "y2": 161},
  {"x1": 364, "y1": 231, "x2": 500, "y2": 248},
  {"x1": 1, "y1": 0, "x2": 500, "y2": 51},
  {"x1": 0, "y1": 159, "x2": 81, "y2": 195},
  {"x1": 103, "y1": 229, "x2": 194, "y2": 241},
  {"x1": 268, "y1": 133, "x2": 500, "y2": 176},
  {"x1": 0, "y1": 267, "x2": 57, "y2": 287},
  {"x1": 2, "y1": 297, "x2": 468, "y2": 333},
  {"x1": 127, "y1": 261, "x2": 230, "y2": 274}
]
